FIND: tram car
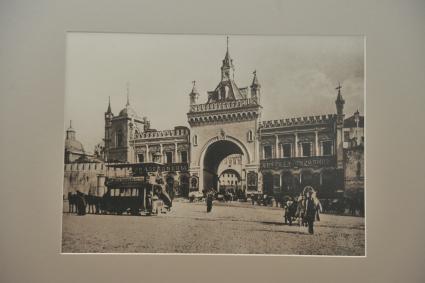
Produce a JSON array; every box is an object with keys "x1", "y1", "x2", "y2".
[{"x1": 102, "y1": 163, "x2": 174, "y2": 216}]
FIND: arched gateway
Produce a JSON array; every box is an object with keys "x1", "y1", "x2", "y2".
[
  {"x1": 187, "y1": 39, "x2": 262, "y2": 194},
  {"x1": 200, "y1": 137, "x2": 249, "y2": 191}
]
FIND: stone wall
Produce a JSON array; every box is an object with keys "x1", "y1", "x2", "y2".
[{"x1": 63, "y1": 163, "x2": 127, "y2": 196}]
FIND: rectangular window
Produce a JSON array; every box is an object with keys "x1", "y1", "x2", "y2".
[
  {"x1": 322, "y1": 141, "x2": 333, "y2": 155},
  {"x1": 283, "y1": 144, "x2": 292, "y2": 158},
  {"x1": 138, "y1": 153, "x2": 145, "y2": 163},
  {"x1": 264, "y1": 145, "x2": 272, "y2": 159},
  {"x1": 165, "y1": 152, "x2": 173, "y2": 164},
  {"x1": 344, "y1": 131, "x2": 350, "y2": 142},
  {"x1": 302, "y1": 143, "x2": 311, "y2": 157},
  {"x1": 180, "y1": 151, "x2": 188, "y2": 163},
  {"x1": 273, "y1": 174, "x2": 281, "y2": 191}
]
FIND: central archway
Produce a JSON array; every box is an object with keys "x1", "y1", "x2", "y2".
[{"x1": 201, "y1": 139, "x2": 246, "y2": 191}]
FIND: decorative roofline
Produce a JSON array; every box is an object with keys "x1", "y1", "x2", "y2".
[
  {"x1": 133, "y1": 128, "x2": 189, "y2": 140},
  {"x1": 189, "y1": 97, "x2": 259, "y2": 113},
  {"x1": 260, "y1": 114, "x2": 337, "y2": 129}
]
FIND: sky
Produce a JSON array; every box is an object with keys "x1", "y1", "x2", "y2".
[{"x1": 65, "y1": 33, "x2": 364, "y2": 153}]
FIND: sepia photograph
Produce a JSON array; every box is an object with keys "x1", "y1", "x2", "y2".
[{"x1": 62, "y1": 33, "x2": 365, "y2": 255}]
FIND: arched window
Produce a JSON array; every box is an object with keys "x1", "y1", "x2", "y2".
[
  {"x1": 190, "y1": 177, "x2": 198, "y2": 189},
  {"x1": 224, "y1": 85, "x2": 230, "y2": 99},
  {"x1": 193, "y1": 135, "x2": 198, "y2": 146}
]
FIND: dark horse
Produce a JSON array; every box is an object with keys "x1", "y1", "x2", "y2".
[
  {"x1": 67, "y1": 192, "x2": 78, "y2": 213},
  {"x1": 75, "y1": 191, "x2": 87, "y2": 215},
  {"x1": 86, "y1": 192, "x2": 103, "y2": 214}
]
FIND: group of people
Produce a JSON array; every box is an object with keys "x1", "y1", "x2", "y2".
[
  {"x1": 283, "y1": 186, "x2": 322, "y2": 234},
  {"x1": 203, "y1": 186, "x2": 321, "y2": 234}
]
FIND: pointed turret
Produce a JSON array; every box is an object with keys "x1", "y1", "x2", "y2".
[
  {"x1": 335, "y1": 82, "x2": 345, "y2": 116},
  {"x1": 250, "y1": 70, "x2": 261, "y2": 102},
  {"x1": 66, "y1": 120, "x2": 76, "y2": 140},
  {"x1": 189, "y1": 80, "x2": 199, "y2": 105},
  {"x1": 106, "y1": 96, "x2": 112, "y2": 114},
  {"x1": 221, "y1": 36, "x2": 234, "y2": 81}
]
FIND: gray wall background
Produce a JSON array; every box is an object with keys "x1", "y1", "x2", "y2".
[{"x1": 1, "y1": 0, "x2": 424, "y2": 282}]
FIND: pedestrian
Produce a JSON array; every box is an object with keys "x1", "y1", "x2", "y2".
[
  {"x1": 206, "y1": 189, "x2": 213, "y2": 213},
  {"x1": 312, "y1": 191, "x2": 322, "y2": 221},
  {"x1": 305, "y1": 190, "x2": 317, "y2": 234},
  {"x1": 296, "y1": 193, "x2": 306, "y2": 227}
]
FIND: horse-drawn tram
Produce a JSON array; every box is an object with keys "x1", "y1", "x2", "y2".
[
  {"x1": 103, "y1": 176, "x2": 161, "y2": 215},
  {"x1": 102, "y1": 163, "x2": 173, "y2": 216}
]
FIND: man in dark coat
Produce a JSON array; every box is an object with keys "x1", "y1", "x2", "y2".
[
  {"x1": 305, "y1": 190, "x2": 317, "y2": 234},
  {"x1": 206, "y1": 189, "x2": 214, "y2": 213}
]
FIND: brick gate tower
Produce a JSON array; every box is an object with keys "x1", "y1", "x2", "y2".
[{"x1": 187, "y1": 38, "x2": 262, "y2": 193}]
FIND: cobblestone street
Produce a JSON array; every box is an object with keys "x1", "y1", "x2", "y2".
[{"x1": 62, "y1": 200, "x2": 365, "y2": 255}]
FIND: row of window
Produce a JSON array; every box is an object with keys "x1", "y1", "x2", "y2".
[
  {"x1": 263, "y1": 141, "x2": 333, "y2": 159},
  {"x1": 137, "y1": 151, "x2": 188, "y2": 164},
  {"x1": 110, "y1": 188, "x2": 140, "y2": 197}
]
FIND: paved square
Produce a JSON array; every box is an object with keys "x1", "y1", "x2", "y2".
[{"x1": 62, "y1": 201, "x2": 365, "y2": 255}]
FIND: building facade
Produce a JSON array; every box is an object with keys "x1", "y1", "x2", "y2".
[{"x1": 65, "y1": 39, "x2": 363, "y2": 200}]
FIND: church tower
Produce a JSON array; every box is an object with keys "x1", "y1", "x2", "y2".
[
  {"x1": 335, "y1": 82, "x2": 345, "y2": 119},
  {"x1": 104, "y1": 96, "x2": 113, "y2": 161},
  {"x1": 335, "y1": 83, "x2": 345, "y2": 169}
]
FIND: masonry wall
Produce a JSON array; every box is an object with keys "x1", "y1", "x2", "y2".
[{"x1": 63, "y1": 163, "x2": 127, "y2": 196}]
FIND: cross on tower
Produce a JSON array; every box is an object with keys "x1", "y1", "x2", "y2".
[
  {"x1": 192, "y1": 80, "x2": 196, "y2": 87},
  {"x1": 335, "y1": 82, "x2": 342, "y2": 92}
]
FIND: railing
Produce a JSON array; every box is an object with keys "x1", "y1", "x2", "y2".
[
  {"x1": 189, "y1": 97, "x2": 259, "y2": 113},
  {"x1": 260, "y1": 156, "x2": 336, "y2": 170}
]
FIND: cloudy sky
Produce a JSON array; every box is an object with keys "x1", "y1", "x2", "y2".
[{"x1": 65, "y1": 33, "x2": 364, "y2": 152}]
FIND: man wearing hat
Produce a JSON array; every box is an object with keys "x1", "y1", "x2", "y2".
[{"x1": 305, "y1": 189, "x2": 317, "y2": 234}]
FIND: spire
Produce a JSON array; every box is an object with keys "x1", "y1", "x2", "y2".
[
  {"x1": 221, "y1": 36, "x2": 234, "y2": 81},
  {"x1": 335, "y1": 82, "x2": 344, "y2": 103},
  {"x1": 223, "y1": 36, "x2": 232, "y2": 65},
  {"x1": 250, "y1": 70, "x2": 261, "y2": 101},
  {"x1": 66, "y1": 120, "x2": 75, "y2": 140},
  {"x1": 126, "y1": 82, "x2": 130, "y2": 106},
  {"x1": 226, "y1": 36, "x2": 229, "y2": 54},
  {"x1": 106, "y1": 96, "x2": 112, "y2": 114},
  {"x1": 189, "y1": 80, "x2": 199, "y2": 105},
  {"x1": 67, "y1": 120, "x2": 75, "y2": 132},
  {"x1": 251, "y1": 70, "x2": 260, "y2": 87},
  {"x1": 191, "y1": 80, "x2": 198, "y2": 94}
]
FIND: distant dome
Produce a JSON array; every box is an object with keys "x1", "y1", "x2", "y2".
[
  {"x1": 65, "y1": 138, "x2": 85, "y2": 153},
  {"x1": 65, "y1": 122, "x2": 85, "y2": 154},
  {"x1": 119, "y1": 105, "x2": 140, "y2": 119}
]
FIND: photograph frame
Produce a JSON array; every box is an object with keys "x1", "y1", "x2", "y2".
[{"x1": 1, "y1": 0, "x2": 424, "y2": 282}]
